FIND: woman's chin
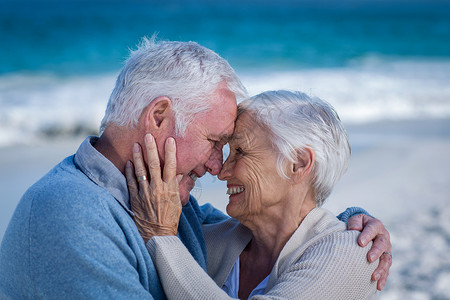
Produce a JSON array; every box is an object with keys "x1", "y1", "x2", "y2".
[
  {"x1": 225, "y1": 204, "x2": 236, "y2": 218},
  {"x1": 226, "y1": 193, "x2": 244, "y2": 218}
]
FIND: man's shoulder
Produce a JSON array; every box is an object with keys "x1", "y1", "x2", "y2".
[
  {"x1": 202, "y1": 217, "x2": 251, "y2": 256},
  {"x1": 30, "y1": 155, "x2": 88, "y2": 190},
  {"x1": 7, "y1": 153, "x2": 133, "y2": 249},
  {"x1": 202, "y1": 217, "x2": 241, "y2": 235},
  {"x1": 20, "y1": 155, "x2": 115, "y2": 222},
  {"x1": 27, "y1": 155, "x2": 104, "y2": 199}
]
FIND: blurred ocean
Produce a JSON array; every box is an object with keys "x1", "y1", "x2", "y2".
[{"x1": 1, "y1": 0, "x2": 450, "y2": 147}]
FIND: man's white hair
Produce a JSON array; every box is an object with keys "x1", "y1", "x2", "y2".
[
  {"x1": 100, "y1": 36, "x2": 248, "y2": 136},
  {"x1": 238, "y1": 90, "x2": 351, "y2": 207}
]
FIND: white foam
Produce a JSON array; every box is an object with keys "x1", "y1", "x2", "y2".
[
  {"x1": 240, "y1": 58, "x2": 450, "y2": 124},
  {"x1": 1, "y1": 58, "x2": 449, "y2": 148},
  {"x1": 0, "y1": 73, "x2": 116, "y2": 147}
]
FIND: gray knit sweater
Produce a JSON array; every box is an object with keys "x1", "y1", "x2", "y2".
[{"x1": 148, "y1": 208, "x2": 379, "y2": 299}]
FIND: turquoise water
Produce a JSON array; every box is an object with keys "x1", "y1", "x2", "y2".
[
  {"x1": 1, "y1": 0, "x2": 450, "y2": 146},
  {"x1": 1, "y1": 0, "x2": 449, "y2": 74}
]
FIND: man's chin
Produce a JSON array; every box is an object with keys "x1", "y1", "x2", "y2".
[
  {"x1": 179, "y1": 176, "x2": 195, "y2": 206},
  {"x1": 180, "y1": 189, "x2": 190, "y2": 206}
]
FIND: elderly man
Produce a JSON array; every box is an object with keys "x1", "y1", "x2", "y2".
[{"x1": 0, "y1": 38, "x2": 391, "y2": 299}]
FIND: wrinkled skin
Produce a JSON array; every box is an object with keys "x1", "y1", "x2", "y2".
[{"x1": 126, "y1": 134, "x2": 181, "y2": 242}]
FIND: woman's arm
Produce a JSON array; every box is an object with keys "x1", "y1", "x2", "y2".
[{"x1": 147, "y1": 236, "x2": 233, "y2": 300}]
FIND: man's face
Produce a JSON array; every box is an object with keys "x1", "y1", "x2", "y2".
[{"x1": 173, "y1": 86, "x2": 237, "y2": 205}]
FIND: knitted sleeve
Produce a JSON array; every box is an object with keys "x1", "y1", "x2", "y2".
[
  {"x1": 337, "y1": 206, "x2": 371, "y2": 223},
  {"x1": 147, "y1": 236, "x2": 233, "y2": 300}
]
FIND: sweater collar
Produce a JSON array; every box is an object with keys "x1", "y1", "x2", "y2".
[{"x1": 74, "y1": 136, "x2": 133, "y2": 216}]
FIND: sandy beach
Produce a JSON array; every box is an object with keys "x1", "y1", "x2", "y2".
[{"x1": 1, "y1": 119, "x2": 450, "y2": 299}]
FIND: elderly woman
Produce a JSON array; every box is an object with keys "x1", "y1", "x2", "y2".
[{"x1": 126, "y1": 90, "x2": 380, "y2": 299}]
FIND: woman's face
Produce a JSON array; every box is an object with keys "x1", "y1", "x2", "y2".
[{"x1": 218, "y1": 112, "x2": 291, "y2": 221}]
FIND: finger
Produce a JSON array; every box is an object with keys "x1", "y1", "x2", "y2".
[
  {"x1": 144, "y1": 134, "x2": 162, "y2": 186},
  {"x1": 163, "y1": 137, "x2": 177, "y2": 183},
  {"x1": 132, "y1": 143, "x2": 150, "y2": 190},
  {"x1": 358, "y1": 217, "x2": 383, "y2": 247},
  {"x1": 347, "y1": 214, "x2": 365, "y2": 231},
  {"x1": 125, "y1": 159, "x2": 147, "y2": 215},
  {"x1": 377, "y1": 273, "x2": 388, "y2": 291},
  {"x1": 367, "y1": 233, "x2": 391, "y2": 262},
  {"x1": 125, "y1": 160, "x2": 138, "y2": 196},
  {"x1": 372, "y1": 251, "x2": 392, "y2": 282}
]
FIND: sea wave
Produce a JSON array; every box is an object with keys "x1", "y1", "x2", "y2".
[
  {"x1": 0, "y1": 73, "x2": 115, "y2": 147},
  {"x1": 1, "y1": 58, "x2": 449, "y2": 148},
  {"x1": 242, "y1": 57, "x2": 450, "y2": 123}
]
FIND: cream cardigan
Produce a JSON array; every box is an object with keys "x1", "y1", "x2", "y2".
[{"x1": 148, "y1": 208, "x2": 378, "y2": 299}]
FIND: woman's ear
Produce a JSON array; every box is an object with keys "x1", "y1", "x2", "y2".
[
  {"x1": 290, "y1": 148, "x2": 315, "y2": 183},
  {"x1": 143, "y1": 96, "x2": 174, "y2": 134}
]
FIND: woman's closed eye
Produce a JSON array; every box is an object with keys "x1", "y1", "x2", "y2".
[{"x1": 235, "y1": 147, "x2": 245, "y2": 156}]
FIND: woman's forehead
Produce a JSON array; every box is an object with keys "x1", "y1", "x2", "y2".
[
  {"x1": 232, "y1": 113, "x2": 254, "y2": 137},
  {"x1": 231, "y1": 113, "x2": 267, "y2": 146}
]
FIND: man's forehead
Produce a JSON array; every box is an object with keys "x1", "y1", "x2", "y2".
[
  {"x1": 212, "y1": 116, "x2": 236, "y2": 142},
  {"x1": 204, "y1": 86, "x2": 238, "y2": 142}
]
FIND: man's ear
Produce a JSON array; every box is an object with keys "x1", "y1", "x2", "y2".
[
  {"x1": 143, "y1": 96, "x2": 174, "y2": 134},
  {"x1": 290, "y1": 148, "x2": 315, "y2": 184}
]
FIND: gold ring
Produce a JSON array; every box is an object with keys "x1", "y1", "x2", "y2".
[{"x1": 137, "y1": 175, "x2": 148, "y2": 182}]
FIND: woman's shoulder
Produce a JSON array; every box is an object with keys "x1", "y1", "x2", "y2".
[
  {"x1": 302, "y1": 207, "x2": 347, "y2": 234},
  {"x1": 287, "y1": 228, "x2": 378, "y2": 298},
  {"x1": 282, "y1": 207, "x2": 370, "y2": 263},
  {"x1": 304, "y1": 208, "x2": 370, "y2": 256},
  {"x1": 267, "y1": 208, "x2": 378, "y2": 299}
]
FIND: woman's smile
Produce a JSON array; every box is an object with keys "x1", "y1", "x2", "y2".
[{"x1": 226, "y1": 185, "x2": 245, "y2": 196}]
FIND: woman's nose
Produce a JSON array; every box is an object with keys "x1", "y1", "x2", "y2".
[{"x1": 218, "y1": 157, "x2": 232, "y2": 181}]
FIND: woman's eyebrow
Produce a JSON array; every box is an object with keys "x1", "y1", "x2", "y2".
[
  {"x1": 219, "y1": 134, "x2": 233, "y2": 143},
  {"x1": 229, "y1": 133, "x2": 245, "y2": 144}
]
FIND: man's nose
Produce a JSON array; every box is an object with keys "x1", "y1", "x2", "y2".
[{"x1": 204, "y1": 146, "x2": 224, "y2": 176}]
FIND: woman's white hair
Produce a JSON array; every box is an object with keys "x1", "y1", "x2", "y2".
[
  {"x1": 238, "y1": 90, "x2": 351, "y2": 207},
  {"x1": 100, "y1": 36, "x2": 248, "y2": 136}
]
